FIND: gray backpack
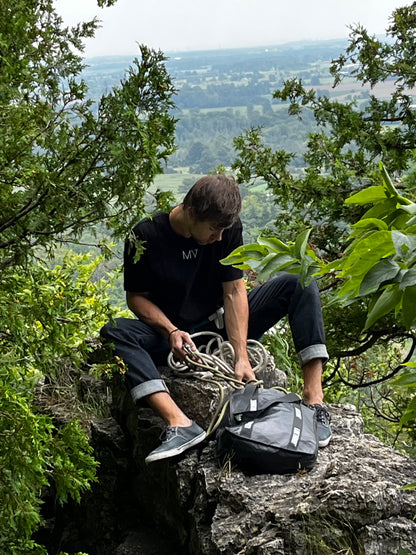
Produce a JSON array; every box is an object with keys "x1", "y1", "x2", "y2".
[{"x1": 216, "y1": 384, "x2": 318, "y2": 475}]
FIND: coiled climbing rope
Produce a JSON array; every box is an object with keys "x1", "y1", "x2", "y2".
[{"x1": 167, "y1": 331, "x2": 273, "y2": 435}]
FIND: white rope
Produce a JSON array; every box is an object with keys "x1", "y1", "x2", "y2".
[
  {"x1": 166, "y1": 331, "x2": 276, "y2": 436},
  {"x1": 167, "y1": 331, "x2": 269, "y2": 386}
]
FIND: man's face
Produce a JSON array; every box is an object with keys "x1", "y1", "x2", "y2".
[{"x1": 189, "y1": 220, "x2": 227, "y2": 245}]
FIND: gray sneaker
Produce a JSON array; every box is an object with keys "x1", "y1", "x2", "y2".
[
  {"x1": 308, "y1": 404, "x2": 332, "y2": 448},
  {"x1": 145, "y1": 421, "x2": 206, "y2": 464}
]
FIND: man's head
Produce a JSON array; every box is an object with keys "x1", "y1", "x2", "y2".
[{"x1": 182, "y1": 175, "x2": 242, "y2": 230}]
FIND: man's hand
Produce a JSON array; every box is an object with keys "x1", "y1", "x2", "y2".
[
  {"x1": 169, "y1": 329, "x2": 198, "y2": 362},
  {"x1": 234, "y1": 358, "x2": 256, "y2": 383}
]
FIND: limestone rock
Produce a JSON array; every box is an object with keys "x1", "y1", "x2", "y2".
[
  {"x1": 109, "y1": 374, "x2": 416, "y2": 555},
  {"x1": 41, "y1": 339, "x2": 416, "y2": 553}
]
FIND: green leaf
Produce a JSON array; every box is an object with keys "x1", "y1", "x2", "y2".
[
  {"x1": 294, "y1": 228, "x2": 312, "y2": 259},
  {"x1": 337, "y1": 273, "x2": 364, "y2": 300},
  {"x1": 400, "y1": 267, "x2": 416, "y2": 289},
  {"x1": 379, "y1": 162, "x2": 400, "y2": 197},
  {"x1": 401, "y1": 284, "x2": 416, "y2": 329},
  {"x1": 400, "y1": 482, "x2": 416, "y2": 491},
  {"x1": 393, "y1": 368, "x2": 416, "y2": 387},
  {"x1": 314, "y1": 258, "x2": 342, "y2": 277},
  {"x1": 364, "y1": 285, "x2": 403, "y2": 329},
  {"x1": 362, "y1": 198, "x2": 400, "y2": 220},
  {"x1": 359, "y1": 258, "x2": 401, "y2": 296},
  {"x1": 220, "y1": 243, "x2": 268, "y2": 265},
  {"x1": 391, "y1": 230, "x2": 416, "y2": 257},
  {"x1": 399, "y1": 203, "x2": 416, "y2": 215},
  {"x1": 399, "y1": 396, "x2": 416, "y2": 426},
  {"x1": 342, "y1": 231, "x2": 395, "y2": 277},
  {"x1": 257, "y1": 253, "x2": 297, "y2": 281},
  {"x1": 379, "y1": 162, "x2": 411, "y2": 205},
  {"x1": 299, "y1": 256, "x2": 320, "y2": 287},
  {"x1": 351, "y1": 218, "x2": 388, "y2": 231},
  {"x1": 345, "y1": 185, "x2": 387, "y2": 206},
  {"x1": 257, "y1": 236, "x2": 291, "y2": 253}
]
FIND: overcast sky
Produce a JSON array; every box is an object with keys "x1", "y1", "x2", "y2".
[{"x1": 54, "y1": 0, "x2": 409, "y2": 57}]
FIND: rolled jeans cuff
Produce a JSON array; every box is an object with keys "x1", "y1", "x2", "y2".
[
  {"x1": 130, "y1": 379, "x2": 169, "y2": 403},
  {"x1": 298, "y1": 344, "x2": 329, "y2": 367}
]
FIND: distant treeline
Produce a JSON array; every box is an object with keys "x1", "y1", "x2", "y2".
[
  {"x1": 83, "y1": 39, "x2": 349, "y2": 108},
  {"x1": 82, "y1": 39, "x2": 355, "y2": 175}
]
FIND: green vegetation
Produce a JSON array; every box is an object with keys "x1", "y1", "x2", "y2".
[
  {"x1": 226, "y1": 2, "x2": 416, "y2": 457},
  {"x1": 0, "y1": 0, "x2": 175, "y2": 551},
  {"x1": 2, "y1": 0, "x2": 416, "y2": 550},
  {"x1": 0, "y1": 252, "x2": 112, "y2": 553}
]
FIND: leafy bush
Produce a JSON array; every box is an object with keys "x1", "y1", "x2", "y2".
[
  {"x1": 0, "y1": 1, "x2": 176, "y2": 547},
  {"x1": 2, "y1": 252, "x2": 114, "y2": 382},
  {"x1": 222, "y1": 165, "x2": 416, "y2": 454},
  {"x1": 0, "y1": 252, "x2": 119, "y2": 552},
  {"x1": 0, "y1": 388, "x2": 98, "y2": 554}
]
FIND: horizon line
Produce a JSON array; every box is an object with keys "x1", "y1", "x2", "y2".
[{"x1": 83, "y1": 35, "x2": 367, "y2": 61}]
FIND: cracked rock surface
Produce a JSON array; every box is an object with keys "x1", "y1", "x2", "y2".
[
  {"x1": 42, "y1": 360, "x2": 416, "y2": 554},
  {"x1": 108, "y1": 368, "x2": 416, "y2": 555}
]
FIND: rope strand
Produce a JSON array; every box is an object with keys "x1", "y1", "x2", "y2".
[
  {"x1": 167, "y1": 332, "x2": 272, "y2": 436},
  {"x1": 167, "y1": 331, "x2": 269, "y2": 381}
]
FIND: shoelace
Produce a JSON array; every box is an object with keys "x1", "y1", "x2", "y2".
[
  {"x1": 309, "y1": 404, "x2": 331, "y2": 425},
  {"x1": 160, "y1": 426, "x2": 178, "y2": 442}
]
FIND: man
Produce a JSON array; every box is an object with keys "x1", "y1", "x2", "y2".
[{"x1": 101, "y1": 174, "x2": 331, "y2": 464}]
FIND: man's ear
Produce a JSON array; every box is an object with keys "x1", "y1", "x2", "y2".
[{"x1": 187, "y1": 207, "x2": 197, "y2": 222}]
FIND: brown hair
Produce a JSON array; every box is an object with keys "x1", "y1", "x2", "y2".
[{"x1": 182, "y1": 175, "x2": 241, "y2": 228}]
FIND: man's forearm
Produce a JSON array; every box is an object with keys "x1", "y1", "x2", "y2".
[
  {"x1": 126, "y1": 291, "x2": 198, "y2": 359},
  {"x1": 223, "y1": 279, "x2": 256, "y2": 382},
  {"x1": 223, "y1": 280, "x2": 250, "y2": 361}
]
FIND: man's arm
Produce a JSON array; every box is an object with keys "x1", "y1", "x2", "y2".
[
  {"x1": 223, "y1": 279, "x2": 256, "y2": 382},
  {"x1": 126, "y1": 291, "x2": 197, "y2": 359}
]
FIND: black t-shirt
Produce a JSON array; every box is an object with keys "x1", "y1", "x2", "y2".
[{"x1": 124, "y1": 211, "x2": 244, "y2": 330}]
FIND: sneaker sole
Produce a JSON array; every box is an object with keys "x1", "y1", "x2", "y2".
[
  {"x1": 145, "y1": 431, "x2": 207, "y2": 464},
  {"x1": 318, "y1": 434, "x2": 332, "y2": 448}
]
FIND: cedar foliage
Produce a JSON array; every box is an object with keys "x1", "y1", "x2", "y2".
[{"x1": 0, "y1": 1, "x2": 176, "y2": 551}]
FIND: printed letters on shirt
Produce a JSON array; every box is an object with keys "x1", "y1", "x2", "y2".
[{"x1": 183, "y1": 249, "x2": 198, "y2": 260}]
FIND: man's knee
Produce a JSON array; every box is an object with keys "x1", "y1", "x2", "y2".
[
  {"x1": 267, "y1": 272, "x2": 300, "y2": 298},
  {"x1": 275, "y1": 272, "x2": 300, "y2": 287},
  {"x1": 100, "y1": 319, "x2": 117, "y2": 341},
  {"x1": 272, "y1": 273, "x2": 320, "y2": 296},
  {"x1": 100, "y1": 317, "x2": 131, "y2": 342}
]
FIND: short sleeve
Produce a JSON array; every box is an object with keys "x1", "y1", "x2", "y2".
[{"x1": 123, "y1": 233, "x2": 151, "y2": 292}]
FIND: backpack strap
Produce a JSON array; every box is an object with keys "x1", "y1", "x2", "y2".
[
  {"x1": 228, "y1": 383, "x2": 257, "y2": 418},
  {"x1": 277, "y1": 392, "x2": 302, "y2": 404},
  {"x1": 242, "y1": 384, "x2": 301, "y2": 406},
  {"x1": 229, "y1": 385, "x2": 302, "y2": 418},
  {"x1": 230, "y1": 387, "x2": 305, "y2": 448}
]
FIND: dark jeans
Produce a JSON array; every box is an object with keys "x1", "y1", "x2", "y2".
[{"x1": 100, "y1": 273, "x2": 328, "y2": 402}]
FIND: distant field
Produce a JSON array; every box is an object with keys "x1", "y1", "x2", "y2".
[
  {"x1": 84, "y1": 41, "x2": 416, "y2": 198},
  {"x1": 153, "y1": 172, "x2": 189, "y2": 189},
  {"x1": 309, "y1": 79, "x2": 416, "y2": 101},
  {"x1": 180, "y1": 103, "x2": 290, "y2": 116},
  {"x1": 152, "y1": 172, "x2": 202, "y2": 197}
]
